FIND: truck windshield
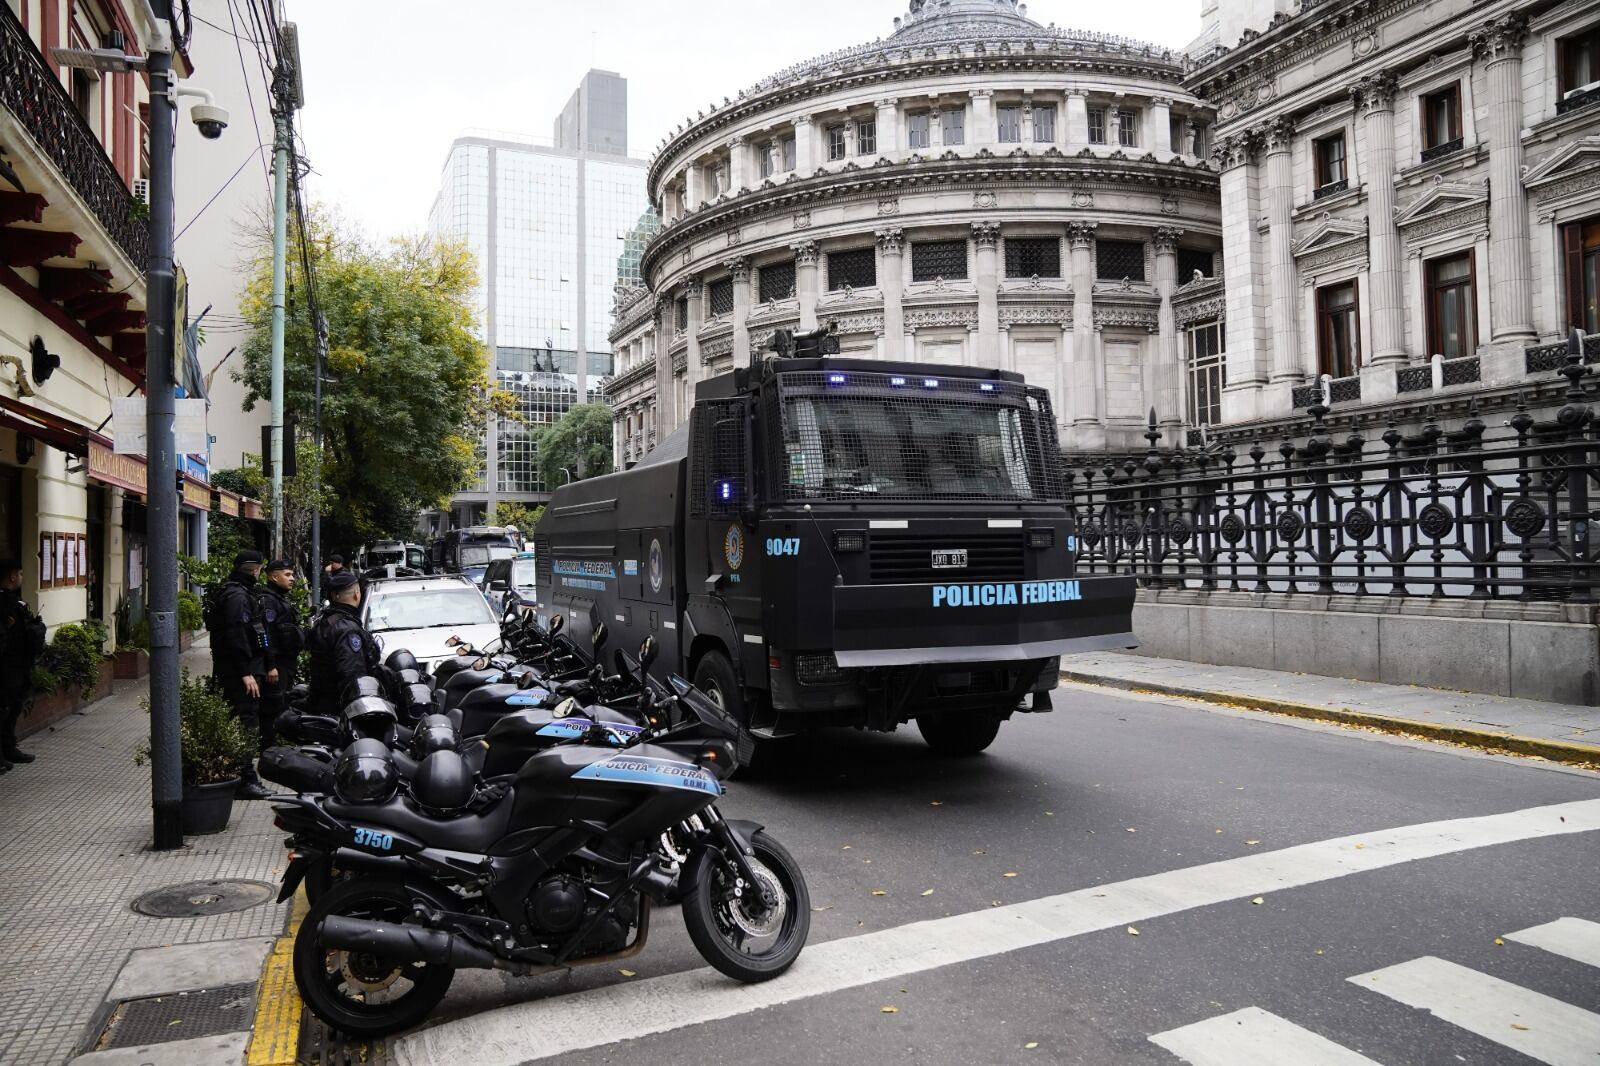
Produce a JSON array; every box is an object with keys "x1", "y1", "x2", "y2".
[
  {"x1": 460, "y1": 544, "x2": 516, "y2": 568},
  {"x1": 780, "y1": 392, "x2": 1045, "y2": 500}
]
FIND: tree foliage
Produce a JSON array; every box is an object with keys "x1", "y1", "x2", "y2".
[
  {"x1": 490, "y1": 501, "x2": 543, "y2": 536},
  {"x1": 536, "y1": 403, "x2": 614, "y2": 490},
  {"x1": 235, "y1": 211, "x2": 492, "y2": 547}
]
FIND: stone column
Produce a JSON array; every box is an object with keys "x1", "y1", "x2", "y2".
[
  {"x1": 877, "y1": 228, "x2": 905, "y2": 359},
  {"x1": 969, "y1": 88, "x2": 995, "y2": 145},
  {"x1": 653, "y1": 305, "x2": 675, "y2": 435},
  {"x1": 1354, "y1": 73, "x2": 1406, "y2": 365},
  {"x1": 1471, "y1": 13, "x2": 1535, "y2": 343},
  {"x1": 685, "y1": 277, "x2": 704, "y2": 398},
  {"x1": 973, "y1": 221, "x2": 1001, "y2": 366},
  {"x1": 726, "y1": 258, "x2": 751, "y2": 366},
  {"x1": 876, "y1": 98, "x2": 899, "y2": 160},
  {"x1": 1065, "y1": 90, "x2": 1089, "y2": 151},
  {"x1": 793, "y1": 241, "x2": 819, "y2": 330},
  {"x1": 1215, "y1": 133, "x2": 1270, "y2": 420},
  {"x1": 1067, "y1": 222, "x2": 1100, "y2": 434},
  {"x1": 1153, "y1": 226, "x2": 1183, "y2": 434},
  {"x1": 727, "y1": 137, "x2": 749, "y2": 192},
  {"x1": 1151, "y1": 96, "x2": 1173, "y2": 154},
  {"x1": 686, "y1": 162, "x2": 704, "y2": 211},
  {"x1": 794, "y1": 114, "x2": 816, "y2": 174},
  {"x1": 1263, "y1": 117, "x2": 1302, "y2": 383}
]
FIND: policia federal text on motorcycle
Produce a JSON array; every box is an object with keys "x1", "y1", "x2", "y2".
[
  {"x1": 208, "y1": 550, "x2": 274, "y2": 799},
  {"x1": 306, "y1": 569, "x2": 380, "y2": 715}
]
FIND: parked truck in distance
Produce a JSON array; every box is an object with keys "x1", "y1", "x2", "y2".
[{"x1": 535, "y1": 331, "x2": 1136, "y2": 757}]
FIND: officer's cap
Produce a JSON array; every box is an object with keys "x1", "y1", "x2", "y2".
[
  {"x1": 325, "y1": 570, "x2": 359, "y2": 593},
  {"x1": 267, "y1": 558, "x2": 293, "y2": 573},
  {"x1": 234, "y1": 549, "x2": 265, "y2": 567}
]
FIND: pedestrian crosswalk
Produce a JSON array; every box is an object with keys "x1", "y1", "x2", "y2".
[{"x1": 1149, "y1": 916, "x2": 1600, "y2": 1066}]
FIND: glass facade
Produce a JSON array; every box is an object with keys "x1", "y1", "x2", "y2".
[{"x1": 427, "y1": 81, "x2": 648, "y2": 509}]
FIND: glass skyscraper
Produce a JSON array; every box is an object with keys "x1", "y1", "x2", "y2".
[{"x1": 426, "y1": 70, "x2": 648, "y2": 525}]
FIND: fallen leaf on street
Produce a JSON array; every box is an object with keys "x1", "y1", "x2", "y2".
[
  {"x1": 1494, "y1": 937, "x2": 1505, "y2": 946},
  {"x1": 1354, "y1": 843, "x2": 1365, "y2": 849},
  {"x1": 973, "y1": 849, "x2": 985, "y2": 855},
  {"x1": 1127, "y1": 926, "x2": 1140, "y2": 935},
  {"x1": 842, "y1": 845, "x2": 852, "y2": 850},
  {"x1": 1024, "y1": 1042, "x2": 1039, "y2": 1049},
  {"x1": 921, "y1": 889, "x2": 935, "y2": 896},
  {"x1": 991, "y1": 900, "x2": 1002, "y2": 906},
  {"x1": 930, "y1": 801, "x2": 943, "y2": 806},
  {"x1": 871, "y1": 889, "x2": 887, "y2": 896},
  {"x1": 1315, "y1": 949, "x2": 1324, "y2": 956},
  {"x1": 1250, "y1": 897, "x2": 1264, "y2": 905},
  {"x1": 1003, "y1": 871, "x2": 1019, "y2": 878},
  {"x1": 881, "y1": 1006, "x2": 899, "y2": 1014},
  {"x1": 812, "y1": 905, "x2": 834, "y2": 912},
  {"x1": 618, "y1": 969, "x2": 637, "y2": 977},
  {"x1": 1215, "y1": 829, "x2": 1223, "y2": 834},
  {"x1": 1245, "y1": 840, "x2": 1261, "y2": 846},
  {"x1": 1125, "y1": 827, "x2": 1137, "y2": 833},
  {"x1": 1511, "y1": 1024, "x2": 1529, "y2": 1031}
]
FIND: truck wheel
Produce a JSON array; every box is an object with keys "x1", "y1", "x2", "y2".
[
  {"x1": 917, "y1": 710, "x2": 1003, "y2": 756},
  {"x1": 693, "y1": 651, "x2": 778, "y2": 774}
]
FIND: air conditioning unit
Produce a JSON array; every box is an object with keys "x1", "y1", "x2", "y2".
[{"x1": 132, "y1": 178, "x2": 150, "y2": 204}]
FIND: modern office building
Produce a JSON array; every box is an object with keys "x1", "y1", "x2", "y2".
[{"x1": 425, "y1": 70, "x2": 648, "y2": 528}]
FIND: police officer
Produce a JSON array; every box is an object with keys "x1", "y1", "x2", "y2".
[
  {"x1": 211, "y1": 549, "x2": 273, "y2": 799},
  {"x1": 255, "y1": 559, "x2": 303, "y2": 750},
  {"x1": 307, "y1": 569, "x2": 379, "y2": 715},
  {"x1": 0, "y1": 558, "x2": 45, "y2": 772}
]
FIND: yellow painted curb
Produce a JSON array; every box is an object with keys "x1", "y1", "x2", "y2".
[
  {"x1": 1061, "y1": 670, "x2": 1600, "y2": 769},
  {"x1": 246, "y1": 886, "x2": 310, "y2": 1066}
]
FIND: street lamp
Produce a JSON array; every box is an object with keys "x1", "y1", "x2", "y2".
[
  {"x1": 559, "y1": 467, "x2": 573, "y2": 485},
  {"x1": 58, "y1": 0, "x2": 229, "y2": 850}
]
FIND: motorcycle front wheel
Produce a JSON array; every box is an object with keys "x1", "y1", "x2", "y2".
[
  {"x1": 682, "y1": 830, "x2": 810, "y2": 983},
  {"x1": 292, "y1": 877, "x2": 454, "y2": 1038}
]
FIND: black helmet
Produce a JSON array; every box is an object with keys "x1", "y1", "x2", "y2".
[
  {"x1": 396, "y1": 668, "x2": 423, "y2": 688},
  {"x1": 334, "y1": 738, "x2": 397, "y2": 804},
  {"x1": 385, "y1": 648, "x2": 420, "y2": 674},
  {"x1": 342, "y1": 695, "x2": 399, "y2": 741},
  {"x1": 341, "y1": 676, "x2": 384, "y2": 707},
  {"x1": 412, "y1": 749, "x2": 473, "y2": 811},
  {"x1": 414, "y1": 713, "x2": 457, "y2": 755}
]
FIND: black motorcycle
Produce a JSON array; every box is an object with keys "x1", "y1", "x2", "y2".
[{"x1": 271, "y1": 638, "x2": 810, "y2": 1037}]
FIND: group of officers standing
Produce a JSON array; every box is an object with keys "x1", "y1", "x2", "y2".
[{"x1": 208, "y1": 549, "x2": 382, "y2": 798}]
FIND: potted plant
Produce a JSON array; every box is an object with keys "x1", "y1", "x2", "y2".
[
  {"x1": 177, "y1": 589, "x2": 204, "y2": 652},
  {"x1": 114, "y1": 618, "x2": 150, "y2": 679},
  {"x1": 136, "y1": 670, "x2": 256, "y2": 835}
]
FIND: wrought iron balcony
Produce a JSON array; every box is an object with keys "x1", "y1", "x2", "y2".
[
  {"x1": 1312, "y1": 178, "x2": 1348, "y2": 200},
  {"x1": 0, "y1": 5, "x2": 147, "y2": 266},
  {"x1": 1396, "y1": 366, "x2": 1432, "y2": 394},
  {"x1": 1292, "y1": 375, "x2": 1361, "y2": 408},
  {"x1": 1526, "y1": 332, "x2": 1599, "y2": 373},
  {"x1": 1557, "y1": 84, "x2": 1600, "y2": 115},
  {"x1": 1419, "y1": 137, "x2": 1465, "y2": 164}
]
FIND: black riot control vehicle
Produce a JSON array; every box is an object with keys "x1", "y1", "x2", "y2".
[{"x1": 535, "y1": 332, "x2": 1136, "y2": 756}]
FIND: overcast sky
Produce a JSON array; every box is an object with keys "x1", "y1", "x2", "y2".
[{"x1": 279, "y1": 0, "x2": 1202, "y2": 241}]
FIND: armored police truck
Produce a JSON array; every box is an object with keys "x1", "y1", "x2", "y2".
[{"x1": 535, "y1": 339, "x2": 1136, "y2": 756}]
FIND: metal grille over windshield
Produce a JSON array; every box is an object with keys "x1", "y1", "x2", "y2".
[{"x1": 769, "y1": 371, "x2": 1062, "y2": 502}]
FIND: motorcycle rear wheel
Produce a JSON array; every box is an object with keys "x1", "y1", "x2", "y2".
[
  {"x1": 682, "y1": 830, "x2": 810, "y2": 983},
  {"x1": 292, "y1": 876, "x2": 455, "y2": 1038}
]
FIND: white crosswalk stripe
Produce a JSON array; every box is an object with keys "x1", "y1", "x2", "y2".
[
  {"x1": 1505, "y1": 916, "x2": 1600, "y2": 968},
  {"x1": 1349, "y1": 955, "x2": 1600, "y2": 1066},
  {"x1": 1149, "y1": 1006, "x2": 1384, "y2": 1066}
]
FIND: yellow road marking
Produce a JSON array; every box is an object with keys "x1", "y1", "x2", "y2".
[{"x1": 246, "y1": 884, "x2": 309, "y2": 1066}]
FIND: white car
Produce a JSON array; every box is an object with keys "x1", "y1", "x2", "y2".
[{"x1": 361, "y1": 574, "x2": 502, "y2": 670}]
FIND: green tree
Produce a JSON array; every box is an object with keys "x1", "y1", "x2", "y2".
[
  {"x1": 490, "y1": 501, "x2": 544, "y2": 535},
  {"x1": 235, "y1": 211, "x2": 494, "y2": 547},
  {"x1": 536, "y1": 403, "x2": 614, "y2": 490}
]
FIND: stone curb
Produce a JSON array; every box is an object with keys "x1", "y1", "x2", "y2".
[
  {"x1": 1059, "y1": 669, "x2": 1600, "y2": 768},
  {"x1": 245, "y1": 886, "x2": 310, "y2": 1066}
]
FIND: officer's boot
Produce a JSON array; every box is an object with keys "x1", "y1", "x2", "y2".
[
  {"x1": 235, "y1": 762, "x2": 272, "y2": 800},
  {"x1": 1, "y1": 706, "x2": 33, "y2": 764}
]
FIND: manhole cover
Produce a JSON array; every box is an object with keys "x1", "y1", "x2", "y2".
[
  {"x1": 131, "y1": 879, "x2": 276, "y2": 917},
  {"x1": 96, "y1": 982, "x2": 256, "y2": 1050}
]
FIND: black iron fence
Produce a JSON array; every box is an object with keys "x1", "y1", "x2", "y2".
[{"x1": 1067, "y1": 350, "x2": 1597, "y2": 602}]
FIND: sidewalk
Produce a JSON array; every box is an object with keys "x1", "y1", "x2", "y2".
[
  {"x1": 1060, "y1": 652, "x2": 1600, "y2": 767},
  {"x1": 0, "y1": 644, "x2": 291, "y2": 1066}
]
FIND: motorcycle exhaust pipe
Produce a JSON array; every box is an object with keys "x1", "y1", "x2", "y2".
[{"x1": 317, "y1": 916, "x2": 547, "y2": 975}]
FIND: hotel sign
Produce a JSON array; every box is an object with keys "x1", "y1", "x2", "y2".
[{"x1": 88, "y1": 439, "x2": 146, "y2": 494}]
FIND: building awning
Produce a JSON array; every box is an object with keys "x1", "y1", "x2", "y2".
[{"x1": 0, "y1": 394, "x2": 89, "y2": 456}]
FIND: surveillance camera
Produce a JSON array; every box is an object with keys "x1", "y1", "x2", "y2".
[{"x1": 191, "y1": 103, "x2": 229, "y2": 140}]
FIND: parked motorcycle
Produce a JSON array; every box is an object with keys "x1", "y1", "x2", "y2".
[{"x1": 272, "y1": 638, "x2": 810, "y2": 1038}]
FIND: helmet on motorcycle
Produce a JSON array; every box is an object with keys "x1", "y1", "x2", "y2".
[
  {"x1": 413, "y1": 713, "x2": 457, "y2": 755},
  {"x1": 341, "y1": 676, "x2": 384, "y2": 707},
  {"x1": 412, "y1": 749, "x2": 473, "y2": 811},
  {"x1": 334, "y1": 738, "x2": 397, "y2": 804},
  {"x1": 342, "y1": 695, "x2": 399, "y2": 742},
  {"x1": 385, "y1": 648, "x2": 420, "y2": 674}
]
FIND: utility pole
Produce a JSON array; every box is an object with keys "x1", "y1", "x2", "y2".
[
  {"x1": 267, "y1": 108, "x2": 289, "y2": 556},
  {"x1": 310, "y1": 309, "x2": 327, "y2": 605},
  {"x1": 143, "y1": 3, "x2": 182, "y2": 851}
]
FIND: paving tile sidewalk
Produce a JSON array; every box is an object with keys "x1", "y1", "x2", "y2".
[
  {"x1": 1060, "y1": 651, "x2": 1600, "y2": 763},
  {"x1": 0, "y1": 643, "x2": 291, "y2": 1066}
]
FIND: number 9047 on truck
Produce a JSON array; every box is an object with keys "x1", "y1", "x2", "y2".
[{"x1": 534, "y1": 333, "x2": 1136, "y2": 759}]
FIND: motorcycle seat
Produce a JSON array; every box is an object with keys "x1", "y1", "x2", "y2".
[{"x1": 323, "y1": 793, "x2": 513, "y2": 854}]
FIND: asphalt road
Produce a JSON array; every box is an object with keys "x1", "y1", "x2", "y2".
[{"x1": 391, "y1": 682, "x2": 1600, "y2": 1066}]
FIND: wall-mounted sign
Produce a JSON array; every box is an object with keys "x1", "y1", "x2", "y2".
[
  {"x1": 182, "y1": 477, "x2": 210, "y2": 510},
  {"x1": 89, "y1": 440, "x2": 147, "y2": 495}
]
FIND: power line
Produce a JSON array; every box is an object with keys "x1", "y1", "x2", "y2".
[
  {"x1": 175, "y1": 142, "x2": 270, "y2": 240},
  {"x1": 224, "y1": 0, "x2": 273, "y2": 188}
]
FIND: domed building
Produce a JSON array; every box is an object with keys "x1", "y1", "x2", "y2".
[{"x1": 606, "y1": 0, "x2": 1222, "y2": 465}]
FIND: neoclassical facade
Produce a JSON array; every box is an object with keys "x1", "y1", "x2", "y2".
[
  {"x1": 1188, "y1": 0, "x2": 1600, "y2": 428},
  {"x1": 606, "y1": 0, "x2": 1222, "y2": 464}
]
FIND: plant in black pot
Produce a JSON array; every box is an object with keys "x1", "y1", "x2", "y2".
[{"x1": 136, "y1": 670, "x2": 256, "y2": 835}]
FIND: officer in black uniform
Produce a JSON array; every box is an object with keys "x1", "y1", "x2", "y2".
[
  {"x1": 255, "y1": 559, "x2": 304, "y2": 750},
  {"x1": 0, "y1": 558, "x2": 45, "y2": 772},
  {"x1": 211, "y1": 549, "x2": 273, "y2": 799},
  {"x1": 306, "y1": 569, "x2": 380, "y2": 715}
]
